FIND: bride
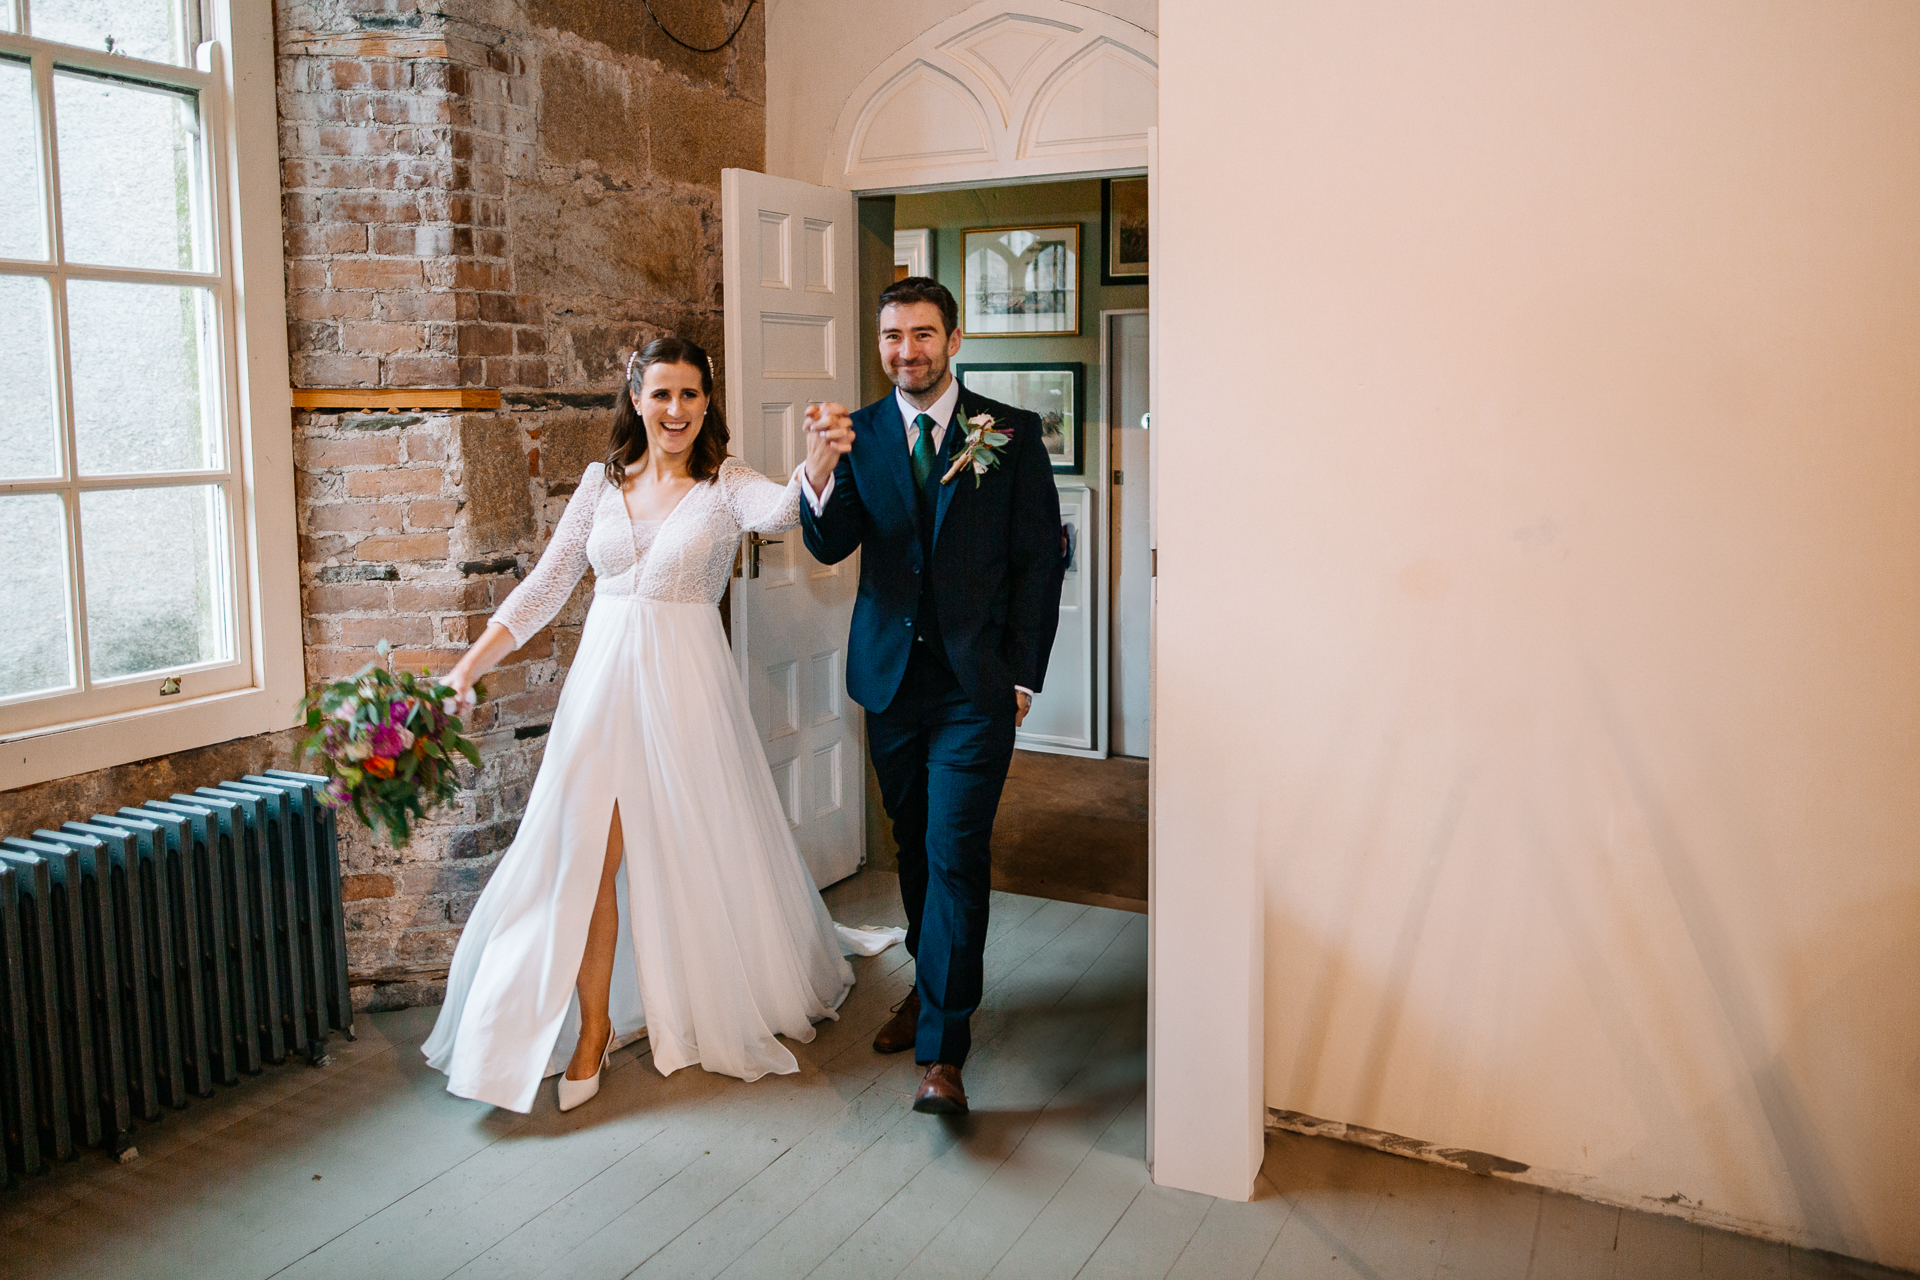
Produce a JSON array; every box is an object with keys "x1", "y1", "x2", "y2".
[{"x1": 421, "y1": 334, "x2": 860, "y2": 1113}]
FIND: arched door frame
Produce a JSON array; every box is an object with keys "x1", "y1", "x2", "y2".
[{"x1": 822, "y1": 2, "x2": 1157, "y2": 193}]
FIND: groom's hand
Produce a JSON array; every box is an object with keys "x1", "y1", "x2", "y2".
[
  {"x1": 803, "y1": 402, "x2": 854, "y2": 492},
  {"x1": 1015, "y1": 690, "x2": 1031, "y2": 726}
]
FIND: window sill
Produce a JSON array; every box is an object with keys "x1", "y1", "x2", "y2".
[{"x1": 1, "y1": 683, "x2": 305, "y2": 790}]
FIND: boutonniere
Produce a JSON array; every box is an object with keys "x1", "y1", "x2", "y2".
[{"x1": 941, "y1": 412, "x2": 1013, "y2": 487}]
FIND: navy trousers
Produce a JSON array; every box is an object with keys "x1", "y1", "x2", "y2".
[{"x1": 866, "y1": 642, "x2": 1016, "y2": 1066}]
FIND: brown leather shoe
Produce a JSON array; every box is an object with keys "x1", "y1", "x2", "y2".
[
  {"x1": 913, "y1": 1063, "x2": 968, "y2": 1115},
  {"x1": 872, "y1": 991, "x2": 920, "y2": 1054}
]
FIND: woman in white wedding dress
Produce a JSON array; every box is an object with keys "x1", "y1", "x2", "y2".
[{"x1": 421, "y1": 335, "x2": 861, "y2": 1114}]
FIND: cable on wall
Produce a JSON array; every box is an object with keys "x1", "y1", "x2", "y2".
[{"x1": 641, "y1": 0, "x2": 758, "y2": 54}]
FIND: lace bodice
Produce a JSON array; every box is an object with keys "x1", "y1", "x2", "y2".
[{"x1": 491, "y1": 458, "x2": 801, "y2": 647}]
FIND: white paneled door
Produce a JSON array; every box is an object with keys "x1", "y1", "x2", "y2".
[{"x1": 721, "y1": 168, "x2": 864, "y2": 889}]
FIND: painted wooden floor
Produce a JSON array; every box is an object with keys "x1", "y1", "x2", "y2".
[{"x1": 0, "y1": 871, "x2": 1907, "y2": 1280}]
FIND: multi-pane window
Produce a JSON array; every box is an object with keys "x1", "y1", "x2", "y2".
[{"x1": 0, "y1": 0, "x2": 256, "y2": 736}]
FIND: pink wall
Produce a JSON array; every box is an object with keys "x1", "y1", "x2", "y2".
[{"x1": 1155, "y1": 0, "x2": 1920, "y2": 1263}]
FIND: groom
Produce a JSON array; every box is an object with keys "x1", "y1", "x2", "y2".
[{"x1": 799, "y1": 277, "x2": 1063, "y2": 1114}]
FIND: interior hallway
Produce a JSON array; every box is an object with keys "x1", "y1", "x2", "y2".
[
  {"x1": 992, "y1": 751, "x2": 1149, "y2": 913},
  {"x1": 0, "y1": 870, "x2": 1904, "y2": 1280}
]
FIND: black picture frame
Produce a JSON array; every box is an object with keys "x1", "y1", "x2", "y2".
[
  {"x1": 1101, "y1": 176, "x2": 1149, "y2": 285},
  {"x1": 956, "y1": 361, "x2": 1085, "y2": 476}
]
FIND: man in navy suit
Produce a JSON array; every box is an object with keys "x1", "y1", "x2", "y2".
[{"x1": 799, "y1": 277, "x2": 1063, "y2": 1114}]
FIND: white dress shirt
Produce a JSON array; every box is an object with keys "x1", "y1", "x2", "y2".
[{"x1": 792, "y1": 377, "x2": 1033, "y2": 702}]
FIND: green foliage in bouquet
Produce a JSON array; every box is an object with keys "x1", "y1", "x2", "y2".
[{"x1": 298, "y1": 640, "x2": 486, "y2": 848}]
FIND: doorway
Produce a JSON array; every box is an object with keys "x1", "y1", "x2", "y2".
[{"x1": 865, "y1": 177, "x2": 1152, "y2": 914}]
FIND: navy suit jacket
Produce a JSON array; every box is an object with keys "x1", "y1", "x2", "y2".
[{"x1": 800, "y1": 387, "x2": 1064, "y2": 717}]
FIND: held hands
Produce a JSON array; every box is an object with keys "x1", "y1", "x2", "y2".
[{"x1": 803, "y1": 402, "x2": 855, "y2": 492}]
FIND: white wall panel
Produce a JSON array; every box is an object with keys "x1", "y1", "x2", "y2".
[{"x1": 1156, "y1": 0, "x2": 1920, "y2": 1264}]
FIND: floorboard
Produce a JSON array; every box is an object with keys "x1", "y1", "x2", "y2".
[
  {"x1": 0, "y1": 870, "x2": 1905, "y2": 1280},
  {"x1": 1073, "y1": 1177, "x2": 1213, "y2": 1280}
]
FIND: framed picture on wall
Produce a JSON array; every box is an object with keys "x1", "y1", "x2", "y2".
[
  {"x1": 1102, "y1": 177, "x2": 1148, "y2": 284},
  {"x1": 961, "y1": 224, "x2": 1080, "y2": 337},
  {"x1": 956, "y1": 361, "x2": 1084, "y2": 475}
]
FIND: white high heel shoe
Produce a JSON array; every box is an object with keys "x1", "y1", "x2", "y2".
[{"x1": 557, "y1": 1027, "x2": 613, "y2": 1113}]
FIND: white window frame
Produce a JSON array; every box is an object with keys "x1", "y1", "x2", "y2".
[{"x1": 1, "y1": 0, "x2": 299, "y2": 789}]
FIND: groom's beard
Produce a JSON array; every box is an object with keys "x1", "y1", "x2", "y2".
[{"x1": 887, "y1": 351, "x2": 949, "y2": 398}]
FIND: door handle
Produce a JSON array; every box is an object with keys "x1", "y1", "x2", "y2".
[{"x1": 746, "y1": 532, "x2": 783, "y2": 578}]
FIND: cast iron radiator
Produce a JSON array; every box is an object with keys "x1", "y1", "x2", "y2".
[{"x1": 0, "y1": 769, "x2": 353, "y2": 1179}]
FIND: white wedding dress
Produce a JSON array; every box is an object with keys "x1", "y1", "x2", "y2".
[{"x1": 422, "y1": 458, "x2": 860, "y2": 1113}]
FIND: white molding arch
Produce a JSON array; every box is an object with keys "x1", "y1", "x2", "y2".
[{"x1": 825, "y1": 2, "x2": 1157, "y2": 190}]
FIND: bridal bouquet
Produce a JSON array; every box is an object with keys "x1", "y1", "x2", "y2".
[{"x1": 298, "y1": 640, "x2": 485, "y2": 848}]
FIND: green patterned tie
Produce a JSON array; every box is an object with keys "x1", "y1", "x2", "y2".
[{"x1": 910, "y1": 413, "x2": 937, "y2": 489}]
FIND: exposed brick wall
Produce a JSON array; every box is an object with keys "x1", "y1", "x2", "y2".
[{"x1": 1, "y1": 0, "x2": 765, "y2": 1013}]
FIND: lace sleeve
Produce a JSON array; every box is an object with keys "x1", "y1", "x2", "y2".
[
  {"x1": 718, "y1": 457, "x2": 802, "y2": 534},
  {"x1": 490, "y1": 464, "x2": 603, "y2": 648}
]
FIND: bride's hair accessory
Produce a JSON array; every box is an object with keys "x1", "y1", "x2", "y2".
[{"x1": 942, "y1": 411, "x2": 1013, "y2": 487}]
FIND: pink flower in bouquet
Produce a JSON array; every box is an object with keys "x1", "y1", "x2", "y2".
[{"x1": 368, "y1": 720, "x2": 413, "y2": 759}]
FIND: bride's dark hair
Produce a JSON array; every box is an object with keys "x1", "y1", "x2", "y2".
[{"x1": 607, "y1": 335, "x2": 731, "y2": 489}]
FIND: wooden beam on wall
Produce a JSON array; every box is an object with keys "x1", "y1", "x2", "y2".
[{"x1": 291, "y1": 388, "x2": 502, "y2": 411}]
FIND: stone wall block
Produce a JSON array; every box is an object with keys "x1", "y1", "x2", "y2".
[
  {"x1": 407, "y1": 498, "x2": 459, "y2": 528},
  {"x1": 456, "y1": 414, "x2": 536, "y2": 549},
  {"x1": 308, "y1": 500, "x2": 403, "y2": 534},
  {"x1": 331, "y1": 257, "x2": 427, "y2": 291},
  {"x1": 340, "y1": 615, "x2": 434, "y2": 647},
  {"x1": 355, "y1": 531, "x2": 451, "y2": 561},
  {"x1": 288, "y1": 289, "x2": 375, "y2": 322},
  {"x1": 286, "y1": 222, "x2": 369, "y2": 256},
  {"x1": 509, "y1": 182, "x2": 699, "y2": 301},
  {"x1": 341, "y1": 873, "x2": 396, "y2": 902},
  {"x1": 288, "y1": 318, "x2": 340, "y2": 353},
  {"x1": 293, "y1": 351, "x2": 381, "y2": 386},
  {"x1": 649, "y1": 75, "x2": 763, "y2": 190},
  {"x1": 402, "y1": 423, "x2": 451, "y2": 461},
  {"x1": 542, "y1": 50, "x2": 646, "y2": 177},
  {"x1": 538, "y1": 408, "x2": 612, "y2": 484},
  {"x1": 340, "y1": 320, "x2": 427, "y2": 352},
  {"x1": 382, "y1": 353, "x2": 468, "y2": 386},
  {"x1": 379, "y1": 291, "x2": 472, "y2": 322},
  {"x1": 304, "y1": 582, "x2": 392, "y2": 613}
]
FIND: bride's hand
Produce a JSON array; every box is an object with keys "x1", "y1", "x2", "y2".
[
  {"x1": 443, "y1": 669, "x2": 479, "y2": 718},
  {"x1": 803, "y1": 402, "x2": 854, "y2": 491}
]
